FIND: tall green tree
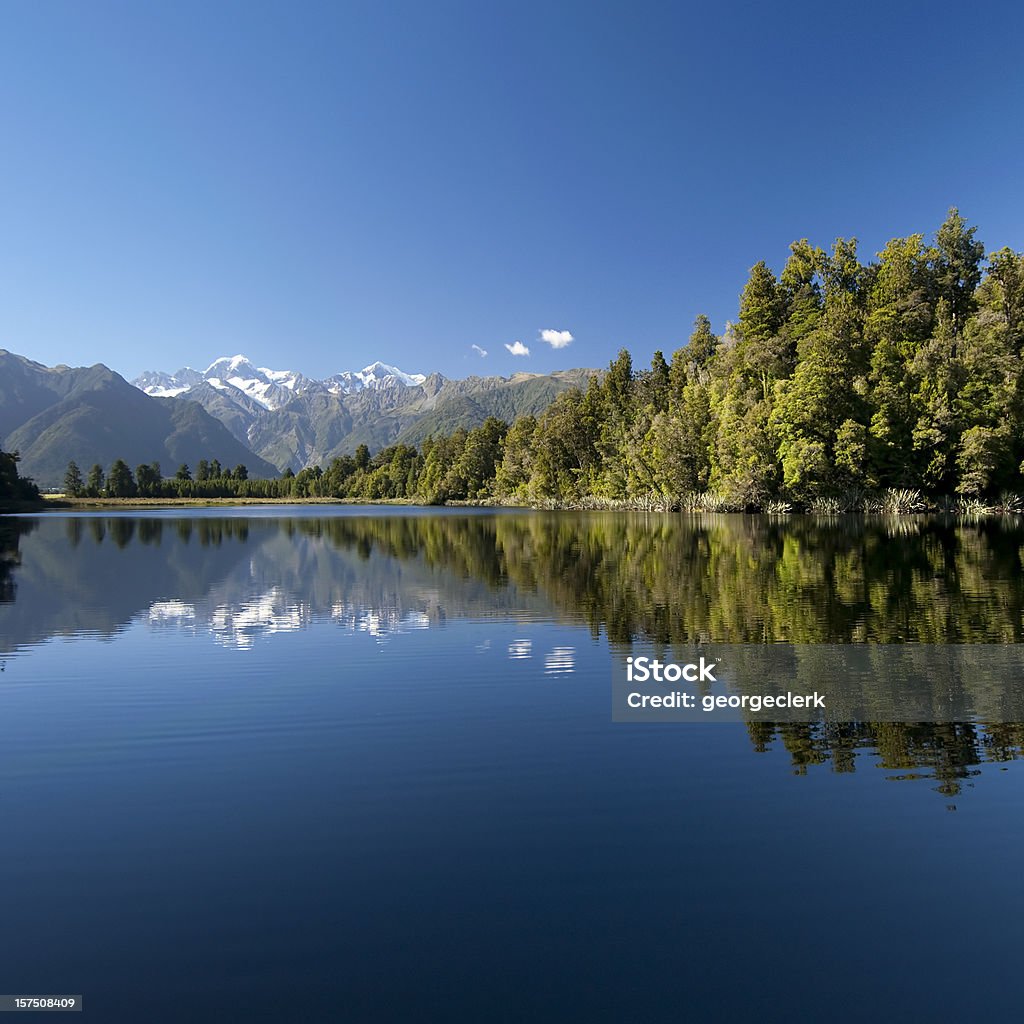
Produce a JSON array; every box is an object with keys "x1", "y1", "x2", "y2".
[
  {"x1": 646, "y1": 351, "x2": 670, "y2": 412},
  {"x1": 106, "y1": 459, "x2": 136, "y2": 498},
  {"x1": 772, "y1": 293, "x2": 870, "y2": 496},
  {"x1": 934, "y1": 207, "x2": 985, "y2": 332},
  {"x1": 86, "y1": 464, "x2": 105, "y2": 498},
  {"x1": 739, "y1": 260, "x2": 785, "y2": 345},
  {"x1": 0, "y1": 448, "x2": 39, "y2": 502},
  {"x1": 494, "y1": 416, "x2": 538, "y2": 500},
  {"x1": 63, "y1": 461, "x2": 84, "y2": 497}
]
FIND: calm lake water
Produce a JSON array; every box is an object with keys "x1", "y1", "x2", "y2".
[{"x1": 1, "y1": 508, "x2": 1023, "y2": 1022}]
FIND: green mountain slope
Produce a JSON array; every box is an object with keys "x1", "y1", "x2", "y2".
[
  {"x1": 2, "y1": 348, "x2": 598, "y2": 482},
  {"x1": 0, "y1": 351, "x2": 278, "y2": 486},
  {"x1": 395, "y1": 370, "x2": 594, "y2": 447},
  {"x1": 177, "y1": 367, "x2": 597, "y2": 471}
]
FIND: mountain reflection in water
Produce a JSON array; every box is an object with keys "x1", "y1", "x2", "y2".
[{"x1": 2, "y1": 508, "x2": 1024, "y2": 794}]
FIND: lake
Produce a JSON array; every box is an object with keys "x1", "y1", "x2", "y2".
[{"x1": 1, "y1": 508, "x2": 1023, "y2": 1021}]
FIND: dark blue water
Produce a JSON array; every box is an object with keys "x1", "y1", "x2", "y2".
[{"x1": 1, "y1": 509, "x2": 1022, "y2": 1021}]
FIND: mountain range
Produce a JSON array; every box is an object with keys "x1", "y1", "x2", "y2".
[
  {"x1": 0, "y1": 350, "x2": 280, "y2": 488},
  {"x1": 129, "y1": 355, "x2": 594, "y2": 474},
  {"x1": 135, "y1": 355, "x2": 428, "y2": 407},
  {"x1": 0, "y1": 349, "x2": 594, "y2": 487}
]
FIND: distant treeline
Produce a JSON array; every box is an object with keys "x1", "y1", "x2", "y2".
[
  {"x1": 64, "y1": 209, "x2": 1024, "y2": 510},
  {"x1": 63, "y1": 457, "x2": 263, "y2": 499}
]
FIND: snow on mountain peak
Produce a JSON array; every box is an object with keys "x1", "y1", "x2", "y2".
[
  {"x1": 321, "y1": 362, "x2": 426, "y2": 394},
  {"x1": 133, "y1": 356, "x2": 427, "y2": 406},
  {"x1": 205, "y1": 354, "x2": 258, "y2": 375},
  {"x1": 358, "y1": 362, "x2": 427, "y2": 387}
]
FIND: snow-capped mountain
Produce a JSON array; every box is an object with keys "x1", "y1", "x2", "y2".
[
  {"x1": 128, "y1": 353, "x2": 594, "y2": 475},
  {"x1": 134, "y1": 366, "x2": 205, "y2": 396},
  {"x1": 323, "y1": 361, "x2": 427, "y2": 394},
  {"x1": 134, "y1": 355, "x2": 426, "y2": 410}
]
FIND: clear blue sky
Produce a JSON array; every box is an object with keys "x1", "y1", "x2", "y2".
[{"x1": 2, "y1": 0, "x2": 1023, "y2": 381}]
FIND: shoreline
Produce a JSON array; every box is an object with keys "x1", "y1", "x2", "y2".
[
  {"x1": 8, "y1": 494, "x2": 1024, "y2": 516},
  {"x1": 28, "y1": 496, "x2": 419, "y2": 510}
]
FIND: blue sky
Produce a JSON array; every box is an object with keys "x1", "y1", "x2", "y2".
[{"x1": 2, "y1": 0, "x2": 1023, "y2": 381}]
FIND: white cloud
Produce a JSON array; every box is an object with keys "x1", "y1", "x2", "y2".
[
  {"x1": 471, "y1": 344, "x2": 488, "y2": 357},
  {"x1": 505, "y1": 341, "x2": 530, "y2": 356},
  {"x1": 539, "y1": 329, "x2": 573, "y2": 349}
]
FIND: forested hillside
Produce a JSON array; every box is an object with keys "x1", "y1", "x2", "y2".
[
  {"x1": 132, "y1": 362, "x2": 595, "y2": 473},
  {"x1": 0, "y1": 352, "x2": 278, "y2": 487},
  {"x1": 89, "y1": 208, "x2": 1016, "y2": 511},
  {"x1": 55, "y1": 210, "x2": 1024, "y2": 510},
  {"x1": 488, "y1": 207, "x2": 1022, "y2": 510}
]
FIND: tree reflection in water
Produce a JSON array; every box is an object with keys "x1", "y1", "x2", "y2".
[{"x1": 4, "y1": 509, "x2": 1024, "y2": 792}]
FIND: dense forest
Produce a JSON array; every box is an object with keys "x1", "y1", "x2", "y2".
[
  {"x1": 63, "y1": 209, "x2": 1024, "y2": 512},
  {"x1": 0, "y1": 446, "x2": 40, "y2": 507}
]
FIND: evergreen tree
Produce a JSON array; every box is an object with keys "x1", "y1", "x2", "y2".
[
  {"x1": 647, "y1": 351, "x2": 670, "y2": 412},
  {"x1": 136, "y1": 463, "x2": 161, "y2": 497},
  {"x1": 739, "y1": 260, "x2": 785, "y2": 344},
  {"x1": 64, "y1": 460, "x2": 84, "y2": 497},
  {"x1": 494, "y1": 416, "x2": 538, "y2": 500},
  {"x1": 934, "y1": 207, "x2": 985, "y2": 331},
  {"x1": 0, "y1": 448, "x2": 39, "y2": 502},
  {"x1": 106, "y1": 459, "x2": 136, "y2": 498},
  {"x1": 86, "y1": 464, "x2": 105, "y2": 498}
]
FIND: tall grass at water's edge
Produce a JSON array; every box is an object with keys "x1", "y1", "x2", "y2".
[{"x1": 526, "y1": 489, "x2": 1024, "y2": 516}]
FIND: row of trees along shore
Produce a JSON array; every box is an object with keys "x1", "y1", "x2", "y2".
[
  {"x1": 64, "y1": 210, "x2": 1024, "y2": 512},
  {"x1": 64, "y1": 458, "x2": 252, "y2": 499}
]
